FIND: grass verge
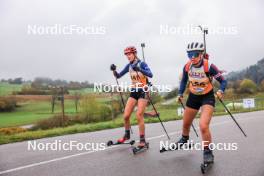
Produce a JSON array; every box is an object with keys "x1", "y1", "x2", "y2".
[{"x1": 0, "y1": 108, "x2": 263, "y2": 145}]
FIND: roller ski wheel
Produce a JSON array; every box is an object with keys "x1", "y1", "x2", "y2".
[
  {"x1": 106, "y1": 140, "x2": 135, "y2": 147},
  {"x1": 132, "y1": 142, "x2": 149, "y2": 155},
  {"x1": 201, "y1": 149, "x2": 214, "y2": 174},
  {"x1": 201, "y1": 162, "x2": 214, "y2": 174},
  {"x1": 160, "y1": 142, "x2": 193, "y2": 153},
  {"x1": 160, "y1": 136, "x2": 190, "y2": 153}
]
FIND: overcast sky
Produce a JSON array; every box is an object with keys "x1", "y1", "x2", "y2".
[{"x1": 0, "y1": 0, "x2": 263, "y2": 87}]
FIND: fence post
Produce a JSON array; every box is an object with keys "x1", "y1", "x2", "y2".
[
  {"x1": 60, "y1": 87, "x2": 65, "y2": 126},
  {"x1": 232, "y1": 96, "x2": 235, "y2": 111}
]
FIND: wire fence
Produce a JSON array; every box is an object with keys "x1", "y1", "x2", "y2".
[
  {"x1": 160, "y1": 97, "x2": 264, "y2": 117},
  {"x1": 214, "y1": 97, "x2": 264, "y2": 113}
]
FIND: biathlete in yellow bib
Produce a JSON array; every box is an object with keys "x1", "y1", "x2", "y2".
[
  {"x1": 110, "y1": 46, "x2": 153, "y2": 148},
  {"x1": 176, "y1": 42, "x2": 227, "y2": 164}
]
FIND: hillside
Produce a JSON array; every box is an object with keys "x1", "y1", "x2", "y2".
[{"x1": 227, "y1": 58, "x2": 264, "y2": 84}]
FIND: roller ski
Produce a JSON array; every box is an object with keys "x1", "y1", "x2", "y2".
[
  {"x1": 106, "y1": 139, "x2": 135, "y2": 146},
  {"x1": 132, "y1": 142, "x2": 149, "y2": 155},
  {"x1": 160, "y1": 135, "x2": 192, "y2": 153},
  {"x1": 200, "y1": 148, "x2": 214, "y2": 174},
  {"x1": 107, "y1": 130, "x2": 135, "y2": 146},
  {"x1": 132, "y1": 135, "x2": 149, "y2": 154}
]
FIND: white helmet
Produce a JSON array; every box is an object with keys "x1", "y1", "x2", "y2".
[{"x1": 186, "y1": 42, "x2": 204, "y2": 52}]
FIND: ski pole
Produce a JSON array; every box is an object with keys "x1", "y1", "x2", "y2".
[
  {"x1": 216, "y1": 95, "x2": 247, "y2": 137},
  {"x1": 134, "y1": 71, "x2": 170, "y2": 140},
  {"x1": 111, "y1": 69, "x2": 133, "y2": 134},
  {"x1": 114, "y1": 76, "x2": 125, "y2": 110},
  {"x1": 141, "y1": 43, "x2": 146, "y2": 62},
  {"x1": 145, "y1": 87, "x2": 171, "y2": 140},
  {"x1": 198, "y1": 25, "x2": 247, "y2": 137},
  {"x1": 139, "y1": 43, "x2": 170, "y2": 140},
  {"x1": 179, "y1": 99, "x2": 199, "y2": 137},
  {"x1": 198, "y1": 25, "x2": 208, "y2": 54}
]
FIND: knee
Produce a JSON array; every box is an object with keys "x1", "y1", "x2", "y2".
[
  {"x1": 123, "y1": 114, "x2": 130, "y2": 121},
  {"x1": 136, "y1": 111, "x2": 144, "y2": 120},
  {"x1": 199, "y1": 123, "x2": 209, "y2": 134}
]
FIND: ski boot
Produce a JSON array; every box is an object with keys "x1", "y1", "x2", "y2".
[
  {"x1": 201, "y1": 148, "x2": 214, "y2": 174},
  {"x1": 132, "y1": 135, "x2": 149, "y2": 155},
  {"x1": 160, "y1": 135, "x2": 189, "y2": 153},
  {"x1": 107, "y1": 130, "x2": 135, "y2": 146}
]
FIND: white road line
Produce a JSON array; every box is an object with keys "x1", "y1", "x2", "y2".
[
  {"x1": 0, "y1": 145, "x2": 118, "y2": 175},
  {"x1": 0, "y1": 114, "x2": 255, "y2": 175}
]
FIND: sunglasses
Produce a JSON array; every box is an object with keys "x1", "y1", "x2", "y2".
[
  {"x1": 187, "y1": 51, "x2": 200, "y2": 59},
  {"x1": 125, "y1": 52, "x2": 133, "y2": 56}
]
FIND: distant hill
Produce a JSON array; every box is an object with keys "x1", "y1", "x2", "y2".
[{"x1": 227, "y1": 58, "x2": 264, "y2": 85}]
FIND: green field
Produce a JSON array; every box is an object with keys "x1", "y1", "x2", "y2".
[
  {"x1": 0, "y1": 83, "x2": 23, "y2": 96},
  {"x1": 1, "y1": 82, "x2": 264, "y2": 144},
  {"x1": 0, "y1": 83, "x2": 96, "y2": 96},
  {"x1": 1, "y1": 105, "x2": 263, "y2": 144},
  {"x1": 1, "y1": 90, "x2": 264, "y2": 128},
  {"x1": 68, "y1": 87, "x2": 95, "y2": 95},
  {"x1": 1, "y1": 96, "x2": 263, "y2": 128},
  {"x1": 0, "y1": 100, "x2": 79, "y2": 127},
  {"x1": 0, "y1": 83, "x2": 102, "y2": 127}
]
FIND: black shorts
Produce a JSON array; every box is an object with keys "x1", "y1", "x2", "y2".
[
  {"x1": 186, "y1": 90, "x2": 215, "y2": 110},
  {"x1": 130, "y1": 89, "x2": 147, "y2": 100}
]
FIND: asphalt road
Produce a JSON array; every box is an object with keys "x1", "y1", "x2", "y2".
[{"x1": 1, "y1": 111, "x2": 264, "y2": 176}]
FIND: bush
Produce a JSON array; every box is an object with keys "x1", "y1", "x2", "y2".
[
  {"x1": 150, "y1": 92, "x2": 163, "y2": 104},
  {"x1": 80, "y1": 95, "x2": 112, "y2": 123},
  {"x1": 33, "y1": 95, "x2": 113, "y2": 130},
  {"x1": 33, "y1": 115, "x2": 70, "y2": 130},
  {"x1": 16, "y1": 85, "x2": 51, "y2": 95},
  {"x1": 8, "y1": 78, "x2": 23, "y2": 84},
  {"x1": 110, "y1": 99, "x2": 123, "y2": 117},
  {"x1": 0, "y1": 97, "x2": 17, "y2": 112},
  {"x1": 32, "y1": 114, "x2": 93, "y2": 130},
  {"x1": 224, "y1": 88, "x2": 235, "y2": 99},
  {"x1": 164, "y1": 88, "x2": 178, "y2": 100},
  {"x1": 0, "y1": 127, "x2": 27, "y2": 135},
  {"x1": 260, "y1": 80, "x2": 264, "y2": 91},
  {"x1": 238, "y1": 79, "x2": 257, "y2": 94}
]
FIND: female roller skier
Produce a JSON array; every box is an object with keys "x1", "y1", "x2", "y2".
[
  {"x1": 176, "y1": 42, "x2": 227, "y2": 164},
  {"x1": 110, "y1": 46, "x2": 153, "y2": 149}
]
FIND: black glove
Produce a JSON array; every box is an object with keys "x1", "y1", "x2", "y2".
[
  {"x1": 132, "y1": 65, "x2": 140, "y2": 72},
  {"x1": 177, "y1": 95, "x2": 183, "y2": 103},
  {"x1": 110, "y1": 64, "x2": 116, "y2": 71}
]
